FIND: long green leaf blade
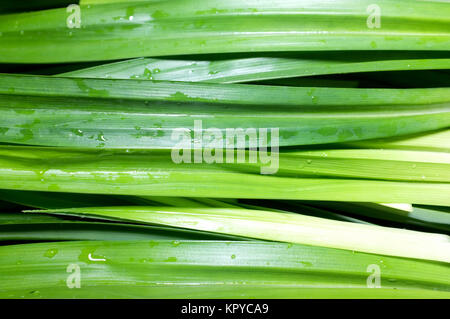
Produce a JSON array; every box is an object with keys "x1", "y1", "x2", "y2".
[
  {"x1": 1, "y1": 146, "x2": 450, "y2": 205},
  {"x1": 0, "y1": 240, "x2": 448, "y2": 298},
  {"x1": 60, "y1": 54, "x2": 450, "y2": 83},
  {"x1": 1, "y1": 74, "x2": 449, "y2": 148},
  {"x1": 0, "y1": 216, "x2": 246, "y2": 242},
  {"x1": 1, "y1": 0, "x2": 450, "y2": 63},
  {"x1": 30, "y1": 206, "x2": 450, "y2": 262}
]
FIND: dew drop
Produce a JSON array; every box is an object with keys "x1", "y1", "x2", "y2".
[
  {"x1": 387, "y1": 278, "x2": 397, "y2": 283},
  {"x1": 72, "y1": 129, "x2": 83, "y2": 137},
  {"x1": 44, "y1": 248, "x2": 58, "y2": 258},
  {"x1": 172, "y1": 240, "x2": 181, "y2": 247}
]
